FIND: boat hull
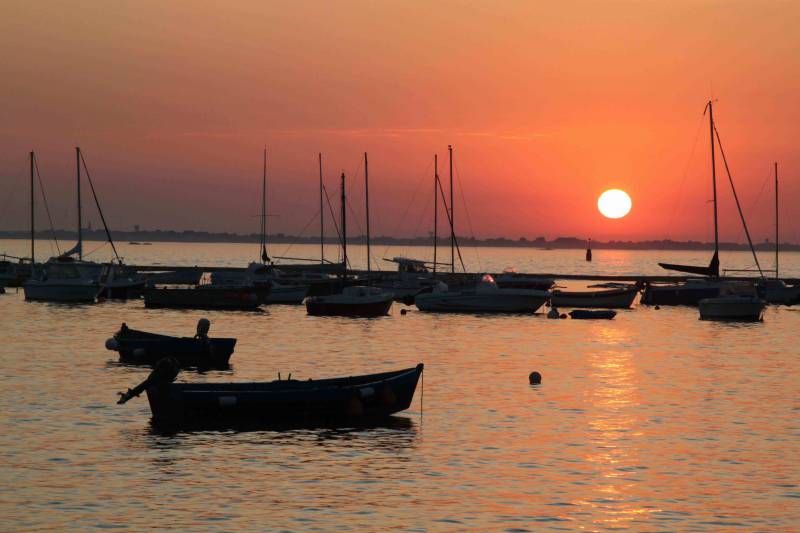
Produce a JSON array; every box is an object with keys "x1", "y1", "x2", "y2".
[
  {"x1": 698, "y1": 298, "x2": 766, "y2": 321},
  {"x1": 641, "y1": 282, "x2": 720, "y2": 306},
  {"x1": 112, "y1": 334, "x2": 235, "y2": 368},
  {"x1": 145, "y1": 364, "x2": 423, "y2": 427},
  {"x1": 551, "y1": 287, "x2": 638, "y2": 308},
  {"x1": 144, "y1": 287, "x2": 260, "y2": 310},
  {"x1": 415, "y1": 292, "x2": 547, "y2": 313},
  {"x1": 306, "y1": 298, "x2": 393, "y2": 317},
  {"x1": 23, "y1": 282, "x2": 99, "y2": 302}
]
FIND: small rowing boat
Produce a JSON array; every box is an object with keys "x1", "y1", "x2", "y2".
[
  {"x1": 551, "y1": 285, "x2": 639, "y2": 308},
  {"x1": 569, "y1": 309, "x2": 617, "y2": 320},
  {"x1": 106, "y1": 320, "x2": 235, "y2": 368},
  {"x1": 117, "y1": 358, "x2": 424, "y2": 428}
]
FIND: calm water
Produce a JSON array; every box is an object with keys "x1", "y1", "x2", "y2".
[{"x1": 1, "y1": 241, "x2": 799, "y2": 531}]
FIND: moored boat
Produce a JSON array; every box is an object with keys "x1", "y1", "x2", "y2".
[
  {"x1": 495, "y1": 269, "x2": 555, "y2": 291},
  {"x1": 23, "y1": 260, "x2": 100, "y2": 302},
  {"x1": 698, "y1": 295, "x2": 766, "y2": 321},
  {"x1": 415, "y1": 275, "x2": 549, "y2": 313},
  {"x1": 106, "y1": 321, "x2": 235, "y2": 368},
  {"x1": 144, "y1": 285, "x2": 260, "y2": 310},
  {"x1": 306, "y1": 285, "x2": 394, "y2": 317},
  {"x1": 117, "y1": 359, "x2": 424, "y2": 427},
  {"x1": 551, "y1": 285, "x2": 639, "y2": 308},
  {"x1": 641, "y1": 278, "x2": 721, "y2": 306},
  {"x1": 569, "y1": 309, "x2": 617, "y2": 320}
]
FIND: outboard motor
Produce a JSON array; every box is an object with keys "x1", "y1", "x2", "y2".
[{"x1": 195, "y1": 318, "x2": 210, "y2": 339}]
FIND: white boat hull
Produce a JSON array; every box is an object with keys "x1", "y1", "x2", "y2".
[
  {"x1": 699, "y1": 297, "x2": 766, "y2": 321},
  {"x1": 24, "y1": 281, "x2": 99, "y2": 302},
  {"x1": 265, "y1": 284, "x2": 309, "y2": 304}
]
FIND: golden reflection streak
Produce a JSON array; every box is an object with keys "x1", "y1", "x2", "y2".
[{"x1": 580, "y1": 324, "x2": 662, "y2": 528}]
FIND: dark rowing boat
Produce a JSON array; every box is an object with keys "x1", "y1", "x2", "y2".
[
  {"x1": 144, "y1": 286, "x2": 261, "y2": 310},
  {"x1": 106, "y1": 321, "x2": 235, "y2": 368},
  {"x1": 569, "y1": 309, "x2": 617, "y2": 319},
  {"x1": 117, "y1": 359, "x2": 424, "y2": 427}
]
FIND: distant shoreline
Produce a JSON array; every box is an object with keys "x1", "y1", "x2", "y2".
[{"x1": 1, "y1": 229, "x2": 797, "y2": 252}]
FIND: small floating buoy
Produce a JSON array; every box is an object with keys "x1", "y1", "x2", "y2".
[
  {"x1": 105, "y1": 338, "x2": 118, "y2": 351},
  {"x1": 529, "y1": 371, "x2": 542, "y2": 385},
  {"x1": 560, "y1": 314, "x2": 568, "y2": 319},
  {"x1": 654, "y1": 305, "x2": 660, "y2": 310},
  {"x1": 400, "y1": 309, "x2": 408, "y2": 315},
  {"x1": 547, "y1": 306, "x2": 560, "y2": 319}
]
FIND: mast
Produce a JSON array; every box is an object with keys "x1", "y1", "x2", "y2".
[
  {"x1": 76, "y1": 146, "x2": 82, "y2": 260},
  {"x1": 707, "y1": 101, "x2": 719, "y2": 259},
  {"x1": 775, "y1": 162, "x2": 779, "y2": 279},
  {"x1": 261, "y1": 147, "x2": 269, "y2": 263},
  {"x1": 340, "y1": 172, "x2": 347, "y2": 279},
  {"x1": 448, "y1": 144, "x2": 454, "y2": 273},
  {"x1": 433, "y1": 154, "x2": 438, "y2": 276},
  {"x1": 30, "y1": 151, "x2": 34, "y2": 264},
  {"x1": 319, "y1": 153, "x2": 324, "y2": 264},
  {"x1": 364, "y1": 152, "x2": 370, "y2": 276}
]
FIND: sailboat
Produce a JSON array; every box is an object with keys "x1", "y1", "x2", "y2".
[
  {"x1": 210, "y1": 148, "x2": 309, "y2": 304},
  {"x1": 760, "y1": 163, "x2": 800, "y2": 305},
  {"x1": 24, "y1": 149, "x2": 102, "y2": 302},
  {"x1": 306, "y1": 163, "x2": 394, "y2": 317},
  {"x1": 414, "y1": 146, "x2": 550, "y2": 313},
  {"x1": 642, "y1": 102, "x2": 726, "y2": 306}
]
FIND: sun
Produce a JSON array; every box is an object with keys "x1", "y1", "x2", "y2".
[{"x1": 597, "y1": 189, "x2": 632, "y2": 219}]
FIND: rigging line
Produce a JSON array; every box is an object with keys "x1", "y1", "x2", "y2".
[
  {"x1": 82, "y1": 240, "x2": 108, "y2": 258},
  {"x1": 407, "y1": 184, "x2": 434, "y2": 258},
  {"x1": 344, "y1": 195, "x2": 381, "y2": 272},
  {"x1": 453, "y1": 159, "x2": 480, "y2": 271},
  {"x1": 665, "y1": 114, "x2": 704, "y2": 239},
  {"x1": 733, "y1": 166, "x2": 772, "y2": 244},
  {"x1": 277, "y1": 210, "x2": 319, "y2": 260},
  {"x1": 322, "y1": 184, "x2": 350, "y2": 269},
  {"x1": 381, "y1": 157, "x2": 434, "y2": 263},
  {"x1": 712, "y1": 124, "x2": 763, "y2": 277},
  {"x1": 436, "y1": 174, "x2": 466, "y2": 272},
  {"x1": 78, "y1": 150, "x2": 121, "y2": 263},
  {"x1": 32, "y1": 155, "x2": 61, "y2": 255}
]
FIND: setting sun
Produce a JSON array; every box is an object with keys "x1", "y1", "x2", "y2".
[{"x1": 597, "y1": 189, "x2": 632, "y2": 219}]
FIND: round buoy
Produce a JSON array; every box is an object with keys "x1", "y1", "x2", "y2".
[
  {"x1": 105, "y1": 338, "x2": 118, "y2": 351},
  {"x1": 654, "y1": 305, "x2": 660, "y2": 310},
  {"x1": 560, "y1": 313, "x2": 568, "y2": 319},
  {"x1": 400, "y1": 309, "x2": 408, "y2": 315},
  {"x1": 547, "y1": 307, "x2": 560, "y2": 319},
  {"x1": 529, "y1": 371, "x2": 542, "y2": 385}
]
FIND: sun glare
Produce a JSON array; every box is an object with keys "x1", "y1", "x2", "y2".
[{"x1": 597, "y1": 189, "x2": 632, "y2": 219}]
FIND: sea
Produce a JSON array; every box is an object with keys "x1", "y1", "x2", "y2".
[{"x1": 1, "y1": 240, "x2": 798, "y2": 531}]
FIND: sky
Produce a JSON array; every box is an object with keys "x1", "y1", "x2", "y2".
[{"x1": 1, "y1": 1, "x2": 798, "y2": 243}]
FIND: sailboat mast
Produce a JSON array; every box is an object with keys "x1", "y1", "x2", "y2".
[
  {"x1": 76, "y1": 146, "x2": 82, "y2": 260},
  {"x1": 30, "y1": 151, "x2": 34, "y2": 264},
  {"x1": 364, "y1": 152, "x2": 370, "y2": 276},
  {"x1": 340, "y1": 172, "x2": 347, "y2": 279},
  {"x1": 261, "y1": 147, "x2": 268, "y2": 263},
  {"x1": 449, "y1": 144, "x2": 454, "y2": 273},
  {"x1": 433, "y1": 154, "x2": 438, "y2": 277},
  {"x1": 707, "y1": 102, "x2": 719, "y2": 258},
  {"x1": 775, "y1": 162, "x2": 779, "y2": 279},
  {"x1": 319, "y1": 153, "x2": 324, "y2": 264}
]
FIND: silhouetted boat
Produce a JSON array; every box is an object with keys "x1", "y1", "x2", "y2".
[
  {"x1": 106, "y1": 323, "x2": 235, "y2": 368},
  {"x1": 144, "y1": 285, "x2": 260, "y2": 310},
  {"x1": 495, "y1": 268, "x2": 555, "y2": 291},
  {"x1": 551, "y1": 285, "x2": 639, "y2": 308},
  {"x1": 569, "y1": 309, "x2": 616, "y2": 319},
  {"x1": 306, "y1": 285, "x2": 394, "y2": 316},
  {"x1": 118, "y1": 359, "x2": 424, "y2": 427},
  {"x1": 699, "y1": 295, "x2": 765, "y2": 321}
]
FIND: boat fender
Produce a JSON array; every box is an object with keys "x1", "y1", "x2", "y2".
[
  {"x1": 529, "y1": 371, "x2": 542, "y2": 385},
  {"x1": 105, "y1": 338, "x2": 119, "y2": 351},
  {"x1": 654, "y1": 305, "x2": 660, "y2": 310},
  {"x1": 547, "y1": 307, "x2": 560, "y2": 319},
  {"x1": 133, "y1": 348, "x2": 147, "y2": 358},
  {"x1": 218, "y1": 396, "x2": 237, "y2": 407},
  {"x1": 560, "y1": 314, "x2": 568, "y2": 319},
  {"x1": 400, "y1": 309, "x2": 408, "y2": 315}
]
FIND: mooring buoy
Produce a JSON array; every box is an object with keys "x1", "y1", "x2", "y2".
[{"x1": 529, "y1": 371, "x2": 542, "y2": 385}]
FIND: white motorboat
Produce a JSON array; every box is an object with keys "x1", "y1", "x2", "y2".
[
  {"x1": 551, "y1": 285, "x2": 639, "y2": 308},
  {"x1": 415, "y1": 274, "x2": 549, "y2": 313},
  {"x1": 24, "y1": 260, "x2": 100, "y2": 302},
  {"x1": 699, "y1": 294, "x2": 766, "y2": 321},
  {"x1": 374, "y1": 257, "x2": 438, "y2": 301},
  {"x1": 211, "y1": 263, "x2": 309, "y2": 304}
]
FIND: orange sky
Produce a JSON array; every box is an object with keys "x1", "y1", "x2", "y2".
[{"x1": 1, "y1": 1, "x2": 798, "y2": 242}]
